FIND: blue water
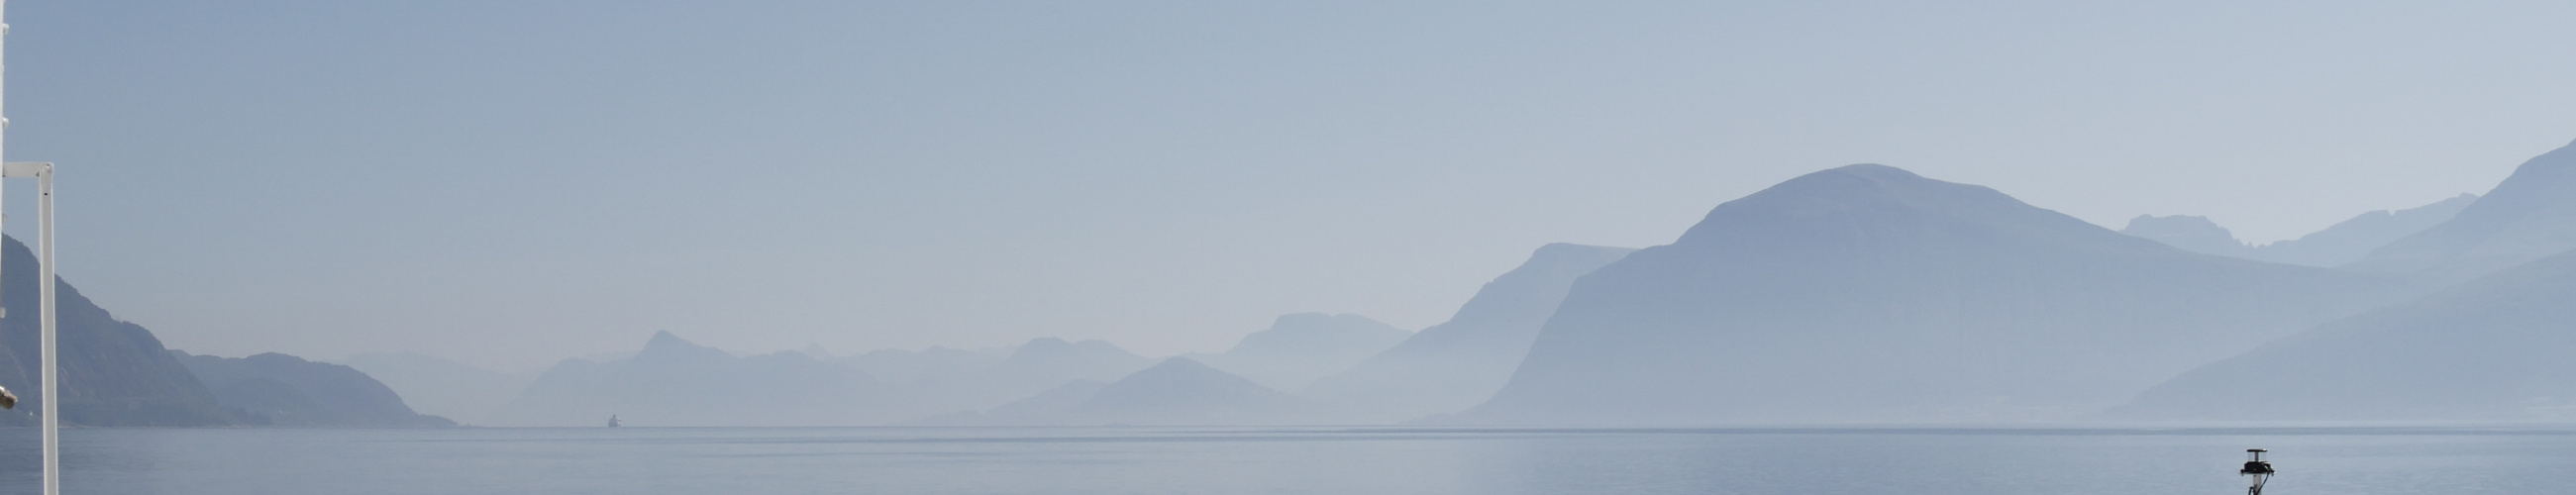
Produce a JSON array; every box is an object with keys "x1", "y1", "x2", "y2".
[{"x1": 2, "y1": 427, "x2": 2572, "y2": 494}]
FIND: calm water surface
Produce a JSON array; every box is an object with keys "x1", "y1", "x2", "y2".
[{"x1": 2, "y1": 426, "x2": 2572, "y2": 494}]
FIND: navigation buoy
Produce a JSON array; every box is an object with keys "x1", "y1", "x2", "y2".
[{"x1": 2239, "y1": 448, "x2": 2275, "y2": 495}]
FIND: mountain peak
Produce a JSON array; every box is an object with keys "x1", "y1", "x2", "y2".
[
  {"x1": 1820, "y1": 162, "x2": 1925, "y2": 179},
  {"x1": 1199, "y1": 313, "x2": 1410, "y2": 392},
  {"x1": 1139, "y1": 356, "x2": 1224, "y2": 376},
  {"x1": 1224, "y1": 313, "x2": 1408, "y2": 358},
  {"x1": 2121, "y1": 214, "x2": 2252, "y2": 257},
  {"x1": 1671, "y1": 163, "x2": 2154, "y2": 256},
  {"x1": 634, "y1": 331, "x2": 730, "y2": 363},
  {"x1": 1060, "y1": 357, "x2": 1295, "y2": 424}
]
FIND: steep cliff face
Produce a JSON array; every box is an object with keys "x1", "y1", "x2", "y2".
[
  {"x1": 1300, "y1": 244, "x2": 1634, "y2": 422},
  {"x1": 0, "y1": 237, "x2": 244, "y2": 427}
]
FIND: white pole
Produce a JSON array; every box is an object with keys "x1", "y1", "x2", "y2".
[
  {"x1": 38, "y1": 165, "x2": 53, "y2": 495},
  {"x1": 4, "y1": 161, "x2": 55, "y2": 495}
]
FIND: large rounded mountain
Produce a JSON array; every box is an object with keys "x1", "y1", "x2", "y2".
[{"x1": 1465, "y1": 164, "x2": 2427, "y2": 424}]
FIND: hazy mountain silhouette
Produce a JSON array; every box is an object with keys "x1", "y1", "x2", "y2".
[
  {"x1": 2350, "y1": 139, "x2": 2576, "y2": 281},
  {"x1": 1053, "y1": 358, "x2": 1298, "y2": 425},
  {"x1": 0, "y1": 236, "x2": 245, "y2": 427},
  {"x1": 1300, "y1": 244, "x2": 1635, "y2": 423},
  {"x1": 173, "y1": 351, "x2": 454, "y2": 427},
  {"x1": 2121, "y1": 194, "x2": 2477, "y2": 267},
  {"x1": 1465, "y1": 164, "x2": 2428, "y2": 425},
  {"x1": 482, "y1": 331, "x2": 878, "y2": 426},
  {"x1": 343, "y1": 352, "x2": 537, "y2": 424},
  {"x1": 1190, "y1": 313, "x2": 1410, "y2": 392},
  {"x1": 2116, "y1": 248, "x2": 2576, "y2": 421},
  {"x1": 2120, "y1": 215, "x2": 2252, "y2": 257}
]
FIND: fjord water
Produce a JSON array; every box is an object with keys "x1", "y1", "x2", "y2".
[{"x1": 3, "y1": 427, "x2": 2572, "y2": 494}]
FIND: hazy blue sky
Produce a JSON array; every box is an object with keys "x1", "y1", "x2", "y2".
[{"x1": 4, "y1": 0, "x2": 2571, "y2": 369}]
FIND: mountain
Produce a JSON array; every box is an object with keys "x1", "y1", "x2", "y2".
[
  {"x1": 343, "y1": 352, "x2": 538, "y2": 424},
  {"x1": 2115, "y1": 249, "x2": 2576, "y2": 421},
  {"x1": 1299, "y1": 244, "x2": 1635, "y2": 423},
  {"x1": 2119, "y1": 194, "x2": 2478, "y2": 267},
  {"x1": 1054, "y1": 358, "x2": 1298, "y2": 425},
  {"x1": 0, "y1": 236, "x2": 246, "y2": 427},
  {"x1": 2120, "y1": 215, "x2": 2252, "y2": 257},
  {"x1": 481, "y1": 331, "x2": 878, "y2": 427},
  {"x1": 2350, "y1": 139, "x2": 2576, "y2": 281},
  {"x1": 1192, "y1": 313, "x2": 1411, "y2": 393},
  {"x1": 2255, "y1": 194, "x2": 2478, "y2": 267},
  {"x1": 172, "y1": 351, "x2": 454, "y2": 427},
  {"x1": 1465, "y1": 164, "x2": 2428, "y2": 425}
]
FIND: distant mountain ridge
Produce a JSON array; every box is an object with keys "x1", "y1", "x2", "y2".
[
  {"x1": 2274, "y1": 194, "x2": 2479, "y2": 267},
  {"x1": 2119, "y1": 215, "x2": 2252, "y2": 258},
  {"x1": 1058, "y1": 358, "x2": 1297, "y2": 425},
  {"x1": 2350, "y1": 138, "x2": 2576, "y2": 281},
  {"x1": 1469, "y1": 164, "x2": 2428, "y2": 424},
  {"x1": 484, "y1": 331, "x2": 877, "y2": 427},
  {"x1": 1191, "y1": 313, "x2": 1410, "y2": 393},
  {"x1": 2118, "y1": 193, "x2": 2478, "y2": 267}
]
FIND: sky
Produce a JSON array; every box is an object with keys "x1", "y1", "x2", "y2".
[{"x1": 2, "y1": 0, "x2": 2571, "y2": 371}]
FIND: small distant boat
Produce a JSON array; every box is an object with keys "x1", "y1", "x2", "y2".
[{"x1": 608, "y1": 415, "x2": 622, "y2": 428}]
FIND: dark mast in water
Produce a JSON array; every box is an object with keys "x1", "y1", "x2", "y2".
[{"x1": 2239, "y1": 448, "x2": 2275, "y2": 495}]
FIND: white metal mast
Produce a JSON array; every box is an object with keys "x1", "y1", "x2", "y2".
[{"x1": 1, "y1": 162, "x2": 57, "y2": 495}]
